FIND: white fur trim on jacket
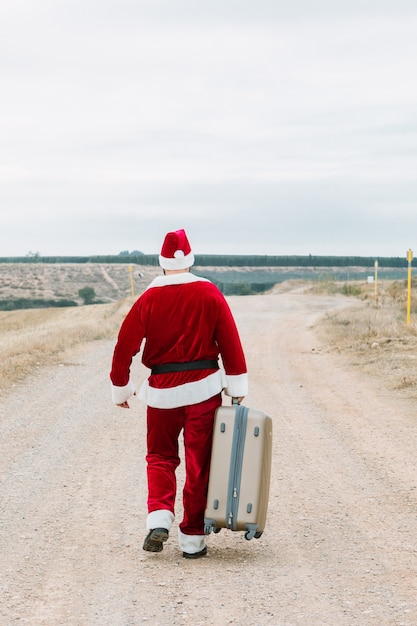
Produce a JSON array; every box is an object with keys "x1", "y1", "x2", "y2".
[
  {"x1": 146, "y1": 272, "x2": 209, "y2": 290},
  {"x1": 111, "y1": 379, "x2": 136, "y2": 405},
  {"x1": 178, "y1": 529, "x2": 207, "y2": 554},
  {"x1": 137, "y1": 370, "x2": 226, "y2": 409}
]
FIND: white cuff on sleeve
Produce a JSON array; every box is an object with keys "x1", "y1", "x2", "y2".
[
  {"x1": 224, "y1": 373, "x2": 248, "y2": 398},
  {"x1": 111, "y1": 380, "x2": 136, "y2": 404}
]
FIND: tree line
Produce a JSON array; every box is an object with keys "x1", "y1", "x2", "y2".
[{"x1": 0, "y1": 254, "x2": 410, "y2": 268}]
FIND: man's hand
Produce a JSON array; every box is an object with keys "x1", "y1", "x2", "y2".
[
  {"x1": 232, "y1": 397, "x2": 245, "y2": 405},
  {"x1": 116, "y1": 391, "x2": 136, "y2": 409}
]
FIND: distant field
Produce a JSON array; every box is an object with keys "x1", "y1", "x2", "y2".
[
  {"x1": 0, "y1": 263, "x2": 160, "y2": 308},
  {"x1": 197, "y1": 266, "x2": 408, "y2": 285},
  {"x1": 0, "y1": 262, "x2": 411, "y2": 309}
]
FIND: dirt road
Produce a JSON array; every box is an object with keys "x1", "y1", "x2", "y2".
[{"x1": 1, "y1": 292, "x2": 417, "y2": 625}]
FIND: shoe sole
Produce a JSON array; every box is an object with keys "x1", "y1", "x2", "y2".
[
  {"x1": 182, "y1": 546, "x2": 208, "y2": 559},
  {"x1": 143, "y1": 528, "x2": 169, "y2": 553}
]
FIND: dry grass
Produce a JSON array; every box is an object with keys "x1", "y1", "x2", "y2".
[
  {"x1": 0, "y1": 298, "x2": 135, "y2": 397},
  {"x1": 313, "y1": 279, "x2": 417, "y2": 398}
]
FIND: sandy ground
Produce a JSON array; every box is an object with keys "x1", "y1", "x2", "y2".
[{"x1": 1, "y1": 292, "x2": 417, "y2": 626}]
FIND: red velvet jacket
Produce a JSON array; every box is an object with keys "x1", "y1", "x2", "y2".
[{"x1": 110, "y1": 272, "x2": 248, "y2": 408}]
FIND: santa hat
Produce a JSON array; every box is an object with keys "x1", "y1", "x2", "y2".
[{"x1": 159, "y1": 229, "x2": 195, "y2": 270}]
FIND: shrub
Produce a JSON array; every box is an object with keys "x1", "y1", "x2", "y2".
[
  {"x1": 340, "y1": 284, "x2": 362, "y2": 297},
  {"x1": 78, "y1": 286, "x2": 96, "y2": 305},
  {"x1": 0, "y1": 298, "x2": 78, "y2": 311}
]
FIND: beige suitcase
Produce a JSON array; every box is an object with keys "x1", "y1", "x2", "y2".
[{"x1": 204, "y1": 404, "x2": 272, "y2": 540}]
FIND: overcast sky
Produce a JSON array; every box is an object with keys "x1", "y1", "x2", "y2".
[{"x1": 1, "y1": 0, "x2": 417, "y2": 258}]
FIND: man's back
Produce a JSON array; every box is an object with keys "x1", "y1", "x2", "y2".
[{"x1": 140, "y1": 277, "x2": 226, "y2": 369}]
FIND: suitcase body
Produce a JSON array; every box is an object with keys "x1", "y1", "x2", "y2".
[{"x1": 204, "y1": 404, "x2": 272, "y2": 540}]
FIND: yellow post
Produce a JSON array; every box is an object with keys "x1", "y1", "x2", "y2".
[
  {"x1": 407, "y1": 249, "x2": 413, "y2": 325},
  {"x1": 374, "y1": 260, "x2": 378, "y2": 300},
  {"x1": 128, "y1": 265, "x2": 135, "y2": 297}
]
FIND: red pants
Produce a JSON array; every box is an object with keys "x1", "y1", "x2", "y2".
[{"x1": 146, "y1": 393, "x2": 222, "y2": 536}]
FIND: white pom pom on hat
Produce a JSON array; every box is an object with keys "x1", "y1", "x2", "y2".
[{"x1": 159, "y1": 229, "x2": 195, "y2": 270}]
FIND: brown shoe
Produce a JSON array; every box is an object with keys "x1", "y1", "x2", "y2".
[{"x1": 143, "y1": 528, "x2": 169, "y2": 552}]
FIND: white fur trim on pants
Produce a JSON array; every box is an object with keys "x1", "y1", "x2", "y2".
[
  {"x1": 178, "y1": 528, "x2": 207, "y2": 554},
  {"x1": 146, "y1": 509, "x2": 175, "y2": 531}
]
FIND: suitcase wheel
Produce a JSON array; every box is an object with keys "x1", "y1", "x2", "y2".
[
  {"x1": 204, "y1": 521, "x2": 221, "y2": 535},
  {"x1": 244, "y1": 528, "x2": 263, "y2": 540}
]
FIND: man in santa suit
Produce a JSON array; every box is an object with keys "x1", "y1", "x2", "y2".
[{"x1": 110, "y1": 229, "x2": 248, "y2": 558}]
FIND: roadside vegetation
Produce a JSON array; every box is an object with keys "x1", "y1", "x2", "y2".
[
  {"x1": 0, "y1": 298, "x2": 134, "y2": 397},
  {"x1": 312, "y1": 278, "x2": 417, "y2": 397}
]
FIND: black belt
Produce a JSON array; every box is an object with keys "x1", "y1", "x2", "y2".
[{"x1": 151, "y1": 360, "x2": 219, "y2": 375}]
